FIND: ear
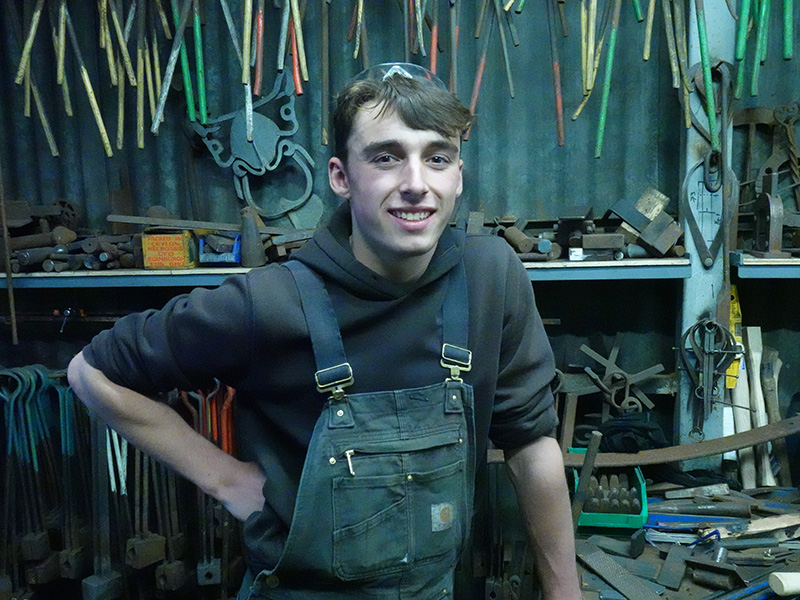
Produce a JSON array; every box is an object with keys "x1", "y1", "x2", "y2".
[
  {"x1": 456, "y1": 159, "x2": 464, "y2": 197},
  {"x1": 328, "y1": 157, "x2": 352, "y2": 200}
]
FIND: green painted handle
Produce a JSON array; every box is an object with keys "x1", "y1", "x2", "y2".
[
  {"x1": 735, "y1": 0, "x2": 751, "y2": 60},
  {"x1": 695, "y1": 2, "x2": 719, "y2": 151},
  {"x1": 595, "y1": 27, "x2": 618, "y2": 158},
  {"x1": 193, "y1": 6, "x2": 207, "y2": 124},
  {"x1": 784, "y1": 0, "x2": 794, "y2": 59}
]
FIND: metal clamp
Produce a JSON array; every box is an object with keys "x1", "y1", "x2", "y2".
[
  {"x1": 315, "y1": 363, "x2": 354, "y2": 399},
  {"x1": 441, "y1": 344, "x2": 472, "y2": 381}
]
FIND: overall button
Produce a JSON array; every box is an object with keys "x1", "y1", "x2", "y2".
[{"x1": 264, "y1": 574, "x2": 279, "y2": 588}]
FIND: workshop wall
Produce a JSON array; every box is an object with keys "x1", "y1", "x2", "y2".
[
  {"x1": 0, "y1": 0, "x2": 684, "y2": 230},
  {"x1": 2, "y1": 2, "x2": 797, "y2": 226}
]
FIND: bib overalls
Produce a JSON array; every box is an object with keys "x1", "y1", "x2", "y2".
[{"x1": 240, "y1": 260, "x2": 477, "y2": 599}]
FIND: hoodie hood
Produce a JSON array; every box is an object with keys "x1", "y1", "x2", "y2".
[{"x1": 291, "y1": 202, "x2": 465, "y2": 300}]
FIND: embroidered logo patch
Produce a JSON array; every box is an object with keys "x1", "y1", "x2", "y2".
[{"x1": 431, "y1": 502, "x2": 455, "y2": 532}]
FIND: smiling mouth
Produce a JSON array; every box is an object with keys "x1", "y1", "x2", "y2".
[{"x1": 389, "y1": 209, "x2": 434, "y2": 222}]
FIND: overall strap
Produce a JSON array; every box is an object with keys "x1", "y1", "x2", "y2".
[
  {"x1": 441, "y1": 260, "x2": 472, "y2": 381},
  {"x1": 286, "y1": 257, "x2": 471, "y2": 390},
  {"x1": 284, "y1": 261, "x2": 353, "y2": 398}
]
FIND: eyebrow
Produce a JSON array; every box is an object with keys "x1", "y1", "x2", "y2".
[{"x1": 359, "y1": 138, "x2": 460, "y2": 159}]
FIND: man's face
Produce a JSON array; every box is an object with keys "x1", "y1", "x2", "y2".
[{"x1": 328, "y1": 103, "x2": 463, "y2": 282}]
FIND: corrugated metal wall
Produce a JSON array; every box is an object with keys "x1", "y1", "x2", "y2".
[{"x1": 1, "y1": 1, "x2": 797, "y2": 230}]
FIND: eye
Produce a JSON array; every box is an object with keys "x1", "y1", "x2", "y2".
[
  {"x1": 428, "y1": 154, "x2": 452, "y2": 166},
  {"x1": 372, "y1": 154, "x2": 398, "y2": 165}
]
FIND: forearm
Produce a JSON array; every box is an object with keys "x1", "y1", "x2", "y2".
[
  {"x1": 504, "y1": 436, "x2": 580, "y2": 600},
  {"x1": 67, "y1": 351, "x2": 265, "y2": 520}
]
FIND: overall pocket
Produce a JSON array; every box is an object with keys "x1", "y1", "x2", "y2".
[{"x1": 330, "y1": 428, "x2": 467, "y2": 581}]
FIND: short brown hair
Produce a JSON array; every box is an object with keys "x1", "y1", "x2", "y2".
[{"x1": 333, "y1": 74, "x2": 474, "y2": 163}]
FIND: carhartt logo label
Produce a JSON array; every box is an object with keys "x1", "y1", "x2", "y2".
[{"x1": 431, "y1": 503, "x2": 454, "y2": 532}]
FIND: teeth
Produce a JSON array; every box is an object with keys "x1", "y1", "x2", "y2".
[{"x1": 395, "y1": 211, "x2": 430, "y2": 221}]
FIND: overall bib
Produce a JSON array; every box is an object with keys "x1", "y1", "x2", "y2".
[{"x1": 240, "y1": 260, "x2": 477, "y2": 599}]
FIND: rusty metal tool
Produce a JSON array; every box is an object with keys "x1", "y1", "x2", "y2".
[
  {"x1": 57, "y1": 0, "x2": 67, "y2": 84},
  {"x1": 751, "y1": 0, "x2": 771, "y2": 96},
  {"x1": 0, "y1": 160, "x2": 18, "y2": 346},
  {"x1": 488, "y1": 0, "x2": 513, "y2": 99},
  {"x1": 353, "y1": 0, "x2": 365, "y2": 59},
  {"x1": 661, "y1": 0, "x2": 681, "y2": 89},
  {"x1": 587, "y1": 0, "x2": 597, "y2": 92},
  {"x1": 136, "y1": 0, "x2": 147, "y2": 147},
  {"x1": 546, "y1": 0, "x2": 564, "y2": 146},
  {"x1": 50, "y1": 9, "x2": 75, "y2": 116},
  {"x1": 243, "y1": 0, "x2": 253, "y2": 83},
  {"x1": 449, "y1": 0, "x2": 458, "y2": 93},
  {"x1": 572, "y1": 430, "x2": 602, "y2": 531},
  {"x1": 152, "y1": 0, "x2": 194, "y2": 133},
  {"x1": 290, "y1": 0, "x2": 308, "y2": 81},
  {"x1": 429, "y1": 0, "x2": 439, "y2": 73},
  {"x1": 657, "y1": 544, "x2": 691, "y2": 590},
  {"x1": 253, "y1": 0, "x2": 266, "y2": 94},
  {"x1": 643, "y1": 0, "x2": 656, "y2": 60},
  {"x1": 563, "y1": 413, "x2": 800, "y2": 468},
  {"x1": 108, "y1": 0, "x2": 138, "y2": 85},
  {"x1": 277, "y1": 0, "x2": 291, "y2": 70},
  {"x1": 168, "y1": 0, "x2": 197, "y2": 123},
  {"x1": 81, "y1": 420, "x2": 123, "y2": 600},
  {"x1": 14, "y1": 0, "x2": 45, "y2": 85},
  {"x1": 468, "y1": 2, "x2": 494, "y2": 118},
  {"x1": 5, "y1": 0, "x2": 59, "y2": 157},
  {"x1": 219, "y1": 0, "x2": 243, "y2": 66},
  {"x1": 289, "y1": 17, "x2": 303, "y2": 95},
  {"x1": 64, "y1": 6, "x2": 114, "y2": 157},
  {"x1": 320, "y1": 0, "x2": 330, "y2": 144},
  {"x1": 576, "y1": 540, "x2": 662, "y2": 600},
  {"x1": 125, "y1": 450, "x2": 166, "y2": 569}
]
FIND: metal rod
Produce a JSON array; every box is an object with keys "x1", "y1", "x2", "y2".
[
  {"x1": 109, "y1": 0, "x2": 139, "y2": 85},
  {"x1": 152, "y1": 0, "x2": 194, "y2": 132},
  {"x1": 193, "y1": 0, "x2": 207, "y2": 123},
  {"x1": 171, "y1": 0, "x2": 197, "y2": 122},
  {"x1": 290, "y1": 0, "x2": 308, "y2": 80},
  {"x1": 0, "y1": 157, "x2": 18, "y2": 345},
  {"x1": 546, "y1": 0, "x2": 565, "y2": 146},
  {"x1": 735, "y1": 0, "x2": 752, "y2": 59},
  {"x1": 694, "y1": 0, "x2": 720, "y2": 150},
  {"x1": 643, "y1": 0, "x2": 657, "y2": 59},
  {"x1": 65, "y1": 7, "x2": 114, "y2": 157},
  {"x1": 492, "y1": 0, "x2": 514, "y2": 98},
  {"x1": 14, "y1": 0, "x2": 45, "y2": 85},
  {"x1": 594, "y1": 0, "x2": 623, "y2": 158}
]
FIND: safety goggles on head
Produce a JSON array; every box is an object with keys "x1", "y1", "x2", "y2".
[{"x1": 348, "y1": 62, "x2": 449, "y2": 91}]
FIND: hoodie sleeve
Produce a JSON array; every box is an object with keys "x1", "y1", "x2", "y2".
[
  {"x1": 487, "y1": 246, "x2": 559, "y2": 450},
  {"x1": 82, "y1": 273, "x2": 256, "y2": 395}
]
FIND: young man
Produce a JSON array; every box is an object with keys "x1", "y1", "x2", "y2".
[{"x1": 68, "y1": 63, "x2": 580, "y2": 599}]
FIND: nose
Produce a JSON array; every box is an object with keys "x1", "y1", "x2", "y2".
[{"x1": 399, "y1": 157, "x2": 429, "y2": 200}]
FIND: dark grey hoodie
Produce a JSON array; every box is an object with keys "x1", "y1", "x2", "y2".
[{"x1": 83, "y1": 203, "x2": 558, "y2": 573}]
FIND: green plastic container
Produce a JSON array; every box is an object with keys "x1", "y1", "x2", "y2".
[{"x1": 570, "y1": 448, "x2": 648, "y2": 529}]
